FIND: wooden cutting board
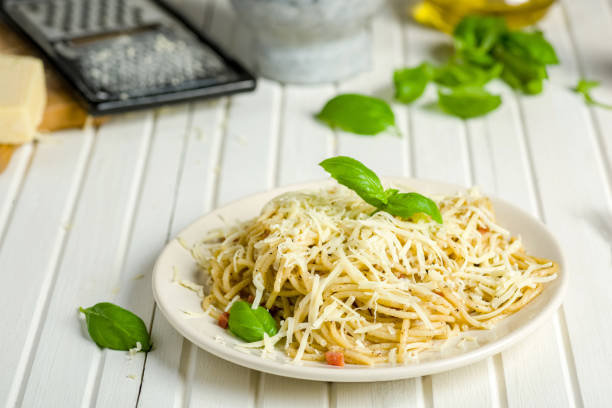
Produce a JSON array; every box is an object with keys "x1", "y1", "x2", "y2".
[
  {"x1": 0, "y1": 22, "x2": 106, "y2": 173},
  {"x1": 0, "y1": 145, "x2": 14, "y2": 173}
]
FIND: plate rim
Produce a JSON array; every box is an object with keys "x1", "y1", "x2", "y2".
[{"x1": 152, "y1": 177, "x2": 568, "y2": 382}]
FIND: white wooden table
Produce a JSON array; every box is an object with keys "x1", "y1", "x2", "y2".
[{"x1": 2, "y1": 0, "x2": 612, "y2": 406}]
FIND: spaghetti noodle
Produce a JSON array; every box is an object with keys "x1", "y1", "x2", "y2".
[{"x1": 193, "y1": 187, "x2": 558, "y2": 365}]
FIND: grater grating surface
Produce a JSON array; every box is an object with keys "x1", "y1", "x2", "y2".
[
  {"x1": 11, "y1": 0, "x2": 166, "y2": 40},
  {"x1": 73, "y1": 29, "x2": 234, "y2": 97}
]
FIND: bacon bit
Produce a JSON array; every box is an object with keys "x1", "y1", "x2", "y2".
[
  {"x1": 218, "y1": 312, "x2": 229, "y2": 329},
  {"x1": 477, "y1": 226, "x2": 489, "y2": 234},
  {"x1": 325, "y1": 350, "x2": 345, "y2": 367},
  {"x1": 247, "y1": 295, "x2": 254, "y2": 303}
]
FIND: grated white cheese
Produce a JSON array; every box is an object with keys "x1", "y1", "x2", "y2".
[
  {"x1": 293, "y1": 327, "x2": 311, "y2": 363},
  {"x1": 127, "y1": 342, "x2": 142, "y2": 359},
  {"x1": 353, "y1": 323, "x2": 383, "y2": 334},
  {"x1": 180, "y1": 309, "x2": 209, "y2": 319},
  {"x1": 252, "y1": 271, "x2": 265, "y2": 309},
  {"x1": 224, "y1": 295, "x2": 241, "y2": 312}
]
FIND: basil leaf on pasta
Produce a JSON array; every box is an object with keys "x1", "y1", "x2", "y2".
[
  {"x1": 319, "y1": 156, "x2": 387, "y2": 208},
  {"x1": 383, "y1": 191, "x2": 443, "y2": 224},
  {"x1": 228, "y1": 301, "x2": 278, "y2": 342}
]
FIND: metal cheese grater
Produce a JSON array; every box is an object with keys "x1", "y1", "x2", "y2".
[{"x1": 0, "y1": 0, "x2": 256, "y2": 115}]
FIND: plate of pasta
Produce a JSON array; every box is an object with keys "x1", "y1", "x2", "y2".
[{"x1": 152, "y1": 175, "x2": 567, "y2": 382}]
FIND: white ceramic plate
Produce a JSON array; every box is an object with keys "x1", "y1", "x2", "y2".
[{"x1": 152, "y1": 178, "x2": 567, "y2": 382}]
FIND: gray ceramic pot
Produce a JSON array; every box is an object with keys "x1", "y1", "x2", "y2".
[{"x1": 230, "y1": 0, "x2": 385, "y2": 84}]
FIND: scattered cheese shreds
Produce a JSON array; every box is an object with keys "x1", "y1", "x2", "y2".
[{"x1": 127, "y1": 342, "x2": 142, "y2": 359}]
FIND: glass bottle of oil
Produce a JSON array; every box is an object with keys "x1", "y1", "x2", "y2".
[{"x1": 413, "y1": 0, "x2": 556, "y2": 33}]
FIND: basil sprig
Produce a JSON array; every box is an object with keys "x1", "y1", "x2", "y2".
[
  {"x1": 573, "y1": 79, "x2": 612, "y2": 110},
  {"x1": 228, "y1": 301, "x2": 278, "y2": 342},
  {"x1": 319, "y1": 156, "x2": 442, "y2": 224},
  {"x1": 316, "y1": 94, "x2": 398, "y2": 136},
  {"x1": 392, "y1": 15, "x2": 559, "y2": 118},
  {"x1": 79, "y1": 302, "x2": 152, "y2": 351}
]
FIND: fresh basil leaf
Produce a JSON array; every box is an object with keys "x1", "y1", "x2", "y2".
[
  {"x1": 393, "y1": 63, "x2": 434, "y2": 103},
  {"x1": 228, "y1": 301, "x2": 264, "y2": 342},
  {"x1": 319, "y1": 156, "x2": 387, "y2": 207},
  {"x1": 79, "y1": 303, "x2": 152, "y2": 351},
  {"x1": 228, "y1": 301, "x2": 278, "y2": 342},
  {"x1": 383, "y1": 192, "x2": 443, "y2": 224},
  {"x1": 524, "y1": 78, "x2": 543, "y2": 95},
  {"x1": 499, "y1": 67, "x2": 543, "y2": 95},
  {"x1": 575, "y1": 79, "x2": 600, "y2": 96},
  {"x1": 499, "y1": 68, "x2": 522, "y2": 90},
  {"x1": 438, "y1": 87, "x2": 502, "y2": 118},
  {"x1": 501, "y1": 31, "x2": 558, "y2": 65},
  {"x1": 573, "y1": 79, "x2": 612, "y2": 109},
  {"x1": 252, "y1": 307, "x2": 278, "y2": 337},
  {"x1": 316, "y1": 94, "x2": 397, "y2": 136},
  {"x1": 453, "y1": 16, "x2": 507, "y2": 60},
  {"x1": 383, "y1": 188, "x2": 399, "y2": 201},
  {"x1": 458, "y1": 47, "x2": 498, "y2": 67},
  {"x1": 493, "y1": 43, "x2": 548, "y2": 94},
  {"x1": 433, "y1": 61, "x2": 502, "y2": 88}
]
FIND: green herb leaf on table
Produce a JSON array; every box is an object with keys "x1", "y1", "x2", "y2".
[
  {"x1": 501, "y1": 30, "x2": 559, "y2": 66},
  {"x1": 389, "y1": 15, "x2": 559, "y2": 118},
  {"x1": 228, "y1": 301, "x2": 278, "y2": 342},
  {"x1": 79, "y1": 302, "x2": 152, "y2": 352},
  {"x1": 438, "y1": 87, "x2": 502, "y2": 119},
  {"x1": 393, "y1": 63, "x2": 434, "y2": 103},
  {"x1": 490, "y1": 29, "x2": 556, "y2": 95},
  {"x1": 433, "y1": 61, "x2": 502, "y2": 88},
  {"x1": 319, "y1": 156, "x2": 443, "y2": 224},
  {"x1": 453, "y1": 15, "x2": 507, "y2": 66},
  {"x1": 573, "y1": 79, "x2": 612, "y2": 109},
  {"x1": 316, "y1": 94, "x2": 398, "y2": 136},
  {"x1": 574, "y1": 79, "x2": 600, "y2": 97},
  {"x1": 492, "y1": 46, "x2": 547, "y2": 94}
]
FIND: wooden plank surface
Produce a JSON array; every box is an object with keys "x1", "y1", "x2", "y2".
[
  {"x1": 2, "y1": 0, "x2": 612, "y2": 407},
  {"x1": 0, "y1": 130, "x2": 93, "y2": 407},
  {"x1": 20, "y1": 112, "x2": 154, "y2": 407},
  {"x1": 138, "y1": 98, "x2": 226, "y2": 408},
  {"x1": 94, "y1": 105, "x2": 191, "y2": 408},
  {"x1": 0, "y1": 144, "x2": 32, "y2": 246},
  {"x1": 513, "y1": 5, "x2": 612, "y2": 407}
]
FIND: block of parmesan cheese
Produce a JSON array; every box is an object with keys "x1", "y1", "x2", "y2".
[{"x1": 0, "y1": 55, "x2": 46, "y2": 144}]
